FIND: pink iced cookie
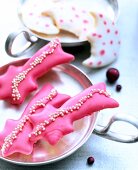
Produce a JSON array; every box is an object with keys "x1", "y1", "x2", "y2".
[
  {"x1": 0, "y1": 84, "x2": 70, "y2": 157},
  {"x1": 1, "y1": 119, "x2": 33, "y2": 157},
  {"x1": 22, "y1": 83, "x2": 70, "y2": 117},
  {"x1": 83, "y1": 13, "x2": 121, "y2": 68},
  {"x1": 0, "y1": 39, "x2": 74, "y2": 104},
  {"x1": 29, "y1": 83, "x2": 119, "y2": 145}
]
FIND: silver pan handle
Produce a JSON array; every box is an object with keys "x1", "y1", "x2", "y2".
[
  {"x1": 5, "y1": 29, "x2": 40, "y2": 57},
  {"x1": 94, "y1": 113, "x2": 138, "y2": 143}
]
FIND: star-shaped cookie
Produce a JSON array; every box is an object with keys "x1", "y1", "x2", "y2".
[
  {"x1": 0, "y1": 39, "x2": 74, "y2": 104},
  {"x1": 29, "y1": 83, "x2": 119, "y2": 145}
]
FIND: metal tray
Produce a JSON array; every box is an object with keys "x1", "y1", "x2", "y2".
[{"x1": 0, "y1": 60, "x2": 98, "y2": 166}]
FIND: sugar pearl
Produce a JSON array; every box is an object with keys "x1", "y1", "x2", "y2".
[
  {"x1": 29, "y1": 88, "x2": 110, "y2": 138},
  {"x1": 1, "y1": 88, "x2": 58, "y2": 154},
  {"x1": 11, "y1": 40, "x2": 59, "y2": 101}
]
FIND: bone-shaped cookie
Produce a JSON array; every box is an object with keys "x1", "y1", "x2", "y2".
[
  {"x1": 0, "y1": 83, "x2": 70, "y2": 157},
  {"x1": 0, "y1": 39, "x2": 74, "y2": 104},
  {"x1": 29, "y1": 83, "x2": 119, "y2": 145}
]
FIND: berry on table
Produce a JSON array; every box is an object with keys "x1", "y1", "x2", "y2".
[
  {"x1": 116, "y1": 84, "x2": 122, "y2": 92},
  {"x1": 87, "y1": 156, "x2": 95, "y2": 165},
  {"x1": 106, "y1": 68, "x2": 120, "y2": 83}
]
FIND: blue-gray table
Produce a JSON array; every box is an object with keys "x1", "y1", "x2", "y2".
[{"x1": 0, "y1": 0, "x2": 138, "y2": 169}]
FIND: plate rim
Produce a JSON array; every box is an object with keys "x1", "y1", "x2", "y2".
[{"x1": 0, "y1": 60, "x2": 98, "y2": 166}]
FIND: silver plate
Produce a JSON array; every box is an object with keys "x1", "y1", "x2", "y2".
[{"x1": 0, "y1": 60, "x2": 98, "y2": 166}]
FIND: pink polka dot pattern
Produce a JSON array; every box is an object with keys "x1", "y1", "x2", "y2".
[
  {"x1": 45, "y1": 24, "x2": 50, "y2": 27},
  {"x1": 75, "y1": 14, "x2": 79, "y2": 18},
  {"x1": 44, "y1": 3, "x2": 95, "y2": 40},
  {"x1": 72, "y1": 6, "x2": 76, "y2": 11},
  {"x1": 59, "y1": 19, "x2": 64, "y2": 23},
  {"x1": 83, "y1": 28, "x2": 87, "y2": 31},
  {"x1": 21, "y1": 0, "x2": 120, "y2": 68},
  {"x1": 110, "y1": 40, "x2": 113, "y2": 45},
  {"x1": 29, "y1": 12, "x2": 33, "y2": 16},
  {"x1": 99, "y1": 14, "x2": 103, "y2": 18},
  {"x1": 32, "y1": 3, "x2": 120, "y2": 69},
  {"x1": 103, "y1": 21, "x2": 107, "y2": 25},
  {"x1": 99, "y1": 50, "x2": 105, "y2": 56},
  {"x1": 92, "y1": 33, "x2": 97, "y2": 37},
  {"x1": 21, "y1": 1, "x2": 60, "y2": 35},
  {"x1": 115, "y1": 30, "x2": 118, "y2": 34},
  {"x1": 83, "y1": 19, "x2": 89, "y2": 24},
  {"x1": 98, "y1": 34, "x2": 102, "y2": 38},
  {"x1": 107, "y1": 29, "x2": 110, "y2": 33},
  {"x1": 83, "y1": 12, "x2": 121, "y2": 68},
  {"x1": 97, "y1": 61, "x2": 102, "y2": 66}
]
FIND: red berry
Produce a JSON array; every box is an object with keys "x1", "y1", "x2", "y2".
[
  {"x1": 87, "y1": 156, "x2": 95, "y2": 165},
  {"x1": 116, "y1": 84, "x2": 122, "y2": 92},
  {"x1": 106, "y1": 68, "x2": 119, "y2": 83}
]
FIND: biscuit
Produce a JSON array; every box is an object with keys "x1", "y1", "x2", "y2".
[
  {"x1": 0, "y1": 39, "x2": 74, "y2": 104},
  {"x1": 29, "y1": 83, "x2": 119, "y2": 145},
  {"x1": 0, "y1": 84, "x2": 70, "y2": 157}
]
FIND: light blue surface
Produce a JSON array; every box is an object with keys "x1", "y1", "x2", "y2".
[{"x1": 0, "y1": 0, "x2": 138, "y2": 169}]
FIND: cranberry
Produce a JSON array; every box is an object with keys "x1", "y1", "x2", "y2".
[
  {"x1": 106, "y1": 68, "x2": 120, "y2": 83},
  {"x1": 87, "y1": 156, "x2": 95, "y2": 165},
  {"x1": 116, "y1": 84, "x2": 122, "y2": 92}
]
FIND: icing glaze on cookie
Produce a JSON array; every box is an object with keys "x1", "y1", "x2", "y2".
[
  {"x1": 43, "y1": 4, "x2": 95, "y2": 40},
  {"x1": 20, "y1": 0, "x2": 59, "y2": 35},
  {"x1": 29, "y1": 83, "x2": 119, "y2": 145},
  {"x1": 20, "y1": 0, "x2": 120, "y2": 68},
  {"x1": 42, "y1": 5, "x2": 120, "y2": 68},
  {"x1": 83, "y1": 13, "x2": 121, "y2": 68},
  {"x1": 0, "y1": 83, "x2": 119, "y2": 157},
  {"x1": 0, "y1": 39, "x2": 74, "y2": 104},
  {"x1": 0, "y1": 84, "x2": 70, "y2": 157}
]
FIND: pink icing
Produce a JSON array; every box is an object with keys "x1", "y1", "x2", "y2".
[
  {"x1": 103, "y1": 20, "x2": 107, "y2": 25},
  {"x1": 99, "y1": 14, "x2": 103, "y2": 18},
  {"x1": 0, "y1": 39, "x2": 74, "y2": 104},
  {"x1": 92, "y1": 33, "x2": 97, "y2": 37},
  {"x1": 59, "y1": 19, "x2": 64, "y2": 23},
  {"x1": 29, "y1": 83, "x2": 119, "y2": 145},
  {"x1": 75, "y1": 14, "x2": 79, "y2": 18},
  {"x1": 98, "y1": 34, "x2": 102, "y2": 38},
  {"x1": 107, "y1": 29, "x2": 110, "y2": 33},
  {"x1": 45, "y1": 24, "x2": 50, "y2": 27},
  {"x1": 110, "y1": 40, "x2": 113, "y2": 45},
  {"x1": 72, "y1": 6, "x2": 76, "y2": 11},
  {"x1": 97, "y1": 61, "x2": 102, "y2": 66},
  {"x1": 99, "y1": 50, "x2": 105, "y2": 56},
  {"x1": 0, "y1": 84, "x2": 70, "y2": 157},
  {"x1": 83, "y1": 19, "x2": 89, "y2": 24},
  {"x1": 115, "y1": 30, "x2": 118, "y2": 35}
]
